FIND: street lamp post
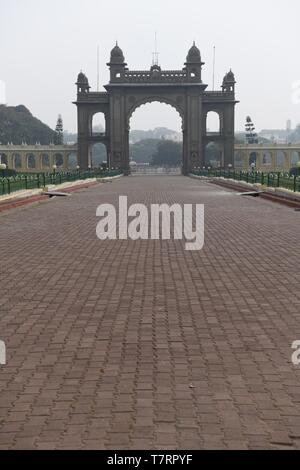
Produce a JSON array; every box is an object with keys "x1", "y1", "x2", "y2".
[{"x1": 52, "y1": 164, "x2": 57, "y2": 184}]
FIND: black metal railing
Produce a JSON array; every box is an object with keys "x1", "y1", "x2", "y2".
[
  {"x1": 0, "y1": 168, "x2": 123, "y2": 196},
  {"x1": 191, "y1": 169, "x2": 300, "y2": 193}
]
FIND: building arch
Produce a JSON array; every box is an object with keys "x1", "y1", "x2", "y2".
[
  {"x1": 54, "y1": 153, "x2": 64, "y2": 168},
  {"x1": 91, "y1": 111, "x2": 106, "y2": 135},
  {"x1": 249, "y1": 152, "x2": 258, "y2": 167},
  {"x1": 291, "y1": 151, "x2": 299, "y2": 166},
  {"x1": 13, "y1": 153, "x2": 22, "y2": 169},
  {"x1": 234, "y1": 150, "x2": 244, "y2": 168},
  {"x1": 0, "y1": 153, "x2": 8, "y2": 166},
  {"x1": 27, "y1": 153, "x2": 36, "y2": 169},
  {"x1": 127, "y1": 96, "x2": 184, "y2": 124},
  {"x1": 41, "y1": 154, "x2": 50, "y2": 169},
  {"x1": 205, "y1": 110, "x2": 222, "y2": 135},
  {"x1": 68, "y1": 152, "x2": 78, "y2": 169},
  {"x1": 276, "y1": 150, "x2": 286, "y2": 168},
  {"x1": 262, "y1": 151, "x2": 272, "y2": 166},
  {"x1": 0, "y1": 153, "x2": 8, "y2": 167},
  {"x1": 204, "y1": 142, "x2": 224, "y2": 168},
  {"x1": 89, "y1": 143, "x2": 107, "y2": 168}
]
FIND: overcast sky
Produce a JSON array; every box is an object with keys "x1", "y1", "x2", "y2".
[{"x1": 1, "y1": 0, "x2": 300, "y2": 133}]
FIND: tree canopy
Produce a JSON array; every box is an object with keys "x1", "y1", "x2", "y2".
[{"x1": 150, "y1": 140, "x2": 182, "y2": 167}]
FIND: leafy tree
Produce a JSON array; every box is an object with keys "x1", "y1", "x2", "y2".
[
  {"x1": 150, "y1": 140, "x2": 182, "y2": 167},
  {"x1": 54, "y1": 114, "x2": 64, "y2": 145},
  {"x1": 130, "y1": 139, "x2": 162, "y2": 163}
]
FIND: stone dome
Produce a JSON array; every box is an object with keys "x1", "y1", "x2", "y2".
[
  {"x1": 110, "y1": 43, "x2": 125, "y2": 63},
  {"x1": 77, "y1": 72, "x2": 89, "y2": 84},
  {"x1": 223, "y1": 69, "x2": 236, "y2": 84},
  {"x1": 186, "y1": 42, "x2": 201, "y2": 63}
]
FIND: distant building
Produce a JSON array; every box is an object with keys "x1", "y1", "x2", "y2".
[{"x1": 259, "y1": 126, "x2": 293, "y2": 144}]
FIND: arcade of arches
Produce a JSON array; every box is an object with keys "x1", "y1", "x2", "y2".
[
  {"x1": 0, "y1": 145, "x2": 78, "y2": 172},
  {"x1": 1, "y1": 143, "x2": 300, "y2": 173},
  {"x1": 234, "y1": 145, "x2": 300, "y2": 171}
]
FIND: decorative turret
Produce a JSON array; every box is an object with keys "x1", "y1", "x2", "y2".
[
  {"x1": 222, "y1": 69, "x2": 236, "y2": 93},
  {"x1": 107, "y1": 42, "x2": 127, "y2": 81},
  {"x1": 76, "y1": 71, "x2": 90, "y2": 95},
  {"x1": 184, "y1": 42, "x2": 204, "y2": 81}
]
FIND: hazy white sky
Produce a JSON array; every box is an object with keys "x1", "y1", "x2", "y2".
[{"x1": 1, "y1": 0, "x2": 300, "y2": 133}]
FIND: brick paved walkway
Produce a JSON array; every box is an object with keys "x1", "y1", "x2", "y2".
[{"x1": 0, "y1": 176, "x2": 300, "y2": 450}]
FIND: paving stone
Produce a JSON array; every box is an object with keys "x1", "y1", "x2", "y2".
[{"x1": 0, "y1": 176, "x2": 300, "y2": 449}]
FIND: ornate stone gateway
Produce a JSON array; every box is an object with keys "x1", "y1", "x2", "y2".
[{"x1": 74, "y1": 43, "x2": 238, "y2": 175}]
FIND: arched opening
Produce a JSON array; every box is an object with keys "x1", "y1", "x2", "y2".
[
  {"x1": 129, "y1": 101, "x2": 183, "y2": 170},
  {"x1": 54, "y1": 153, "x2": 64, "y2": 168},
  {"x1": 249, "y1": 152, "x2": 258, "y2": 167},
  {"x1": 41, "y1": 154, "x2": 50, "y2": 169},
  {"x1": 276, "y1": 150, "x2": 286, "y2": 168},
  {"x1": 90, "y1": 143, "x2": 107, "y2": 168},
  {"x1": 27, "y1": 154, "x2": 36, "y2": 170},
  {"x1": 234, "y1": 151, "x2": 244, "y2": 168},
  {"x1": 205, "y1": 142, "x2": 223, "y2": 168},
  {"x1": 92, "y1": 112, "x2": 106, "y2": 135},
  {"x1": 68, "y1": 152, "x2": 78, "y2": 169},
  {"x1": 13, "y1": 154, "x2": 22, "y2": 170},
  {"x1": 206, "y1": 111, "x2": 221, "y2": 135},
  {"x1": 0, "y1": 154, "x2": 8, "y2": 166},
  {"x1": 291, "y1": 151, "x2": 299, "y2": 166},
  {"x1": 262, "y1": 151, "x2": 272, "y2": 166}
]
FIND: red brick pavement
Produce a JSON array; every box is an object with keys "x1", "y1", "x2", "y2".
[{"x1": 0, "y1": 176, "x2": 300, "y2": 450}]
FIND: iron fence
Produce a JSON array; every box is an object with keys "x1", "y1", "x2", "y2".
[
  {"x1": 191, "y1": 170, "x2": 300, "y2": 193},
  {"x1": 0, "y1": 169, "x2": 123, "y2": 196}
]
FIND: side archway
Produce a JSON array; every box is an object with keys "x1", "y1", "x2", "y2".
[
  {"x1": 27, "y1": 154, "x2": 36, "y2": 170},
  {"x1": 204, "y1": 142, "x2": 224, "y2": 167},
  {"x1": 91, "y1": 112, "x2": 106, "y2": 135},
  {"x1": 68, "y1": 152, "x2": 78, "y2": 169},
  {"x1": 276, "y1": 150, "x2": 286, "y2": 168},
  {"x1": 262, "y1": 151, "x2": 272, "y2": 166},
  {"x1": 13, "y1": 154, "x2": 22, "y2": 169},
  {"x1": 41, "y1": 154, "x2": 50, "y2": 169},
  {"x1": 0, "y1": 153, "x2": 8, "y2": 166},
  {"x1": 54, "y1": 153, "x2": 64, "y2": 168},
  {"x1": 206, "y1": 111, "x2": 222, "y2": 135},
  {"x1": 249, "y1": 152, "x2": 258, "y2": 167},
  {"x1": 291, "y1": 151, "x2": 299, "y2": 166}
]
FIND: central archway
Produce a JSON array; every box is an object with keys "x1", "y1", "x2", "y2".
[{"x1": 128, "y1": 100, "x2": 183, "y2": 173}]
